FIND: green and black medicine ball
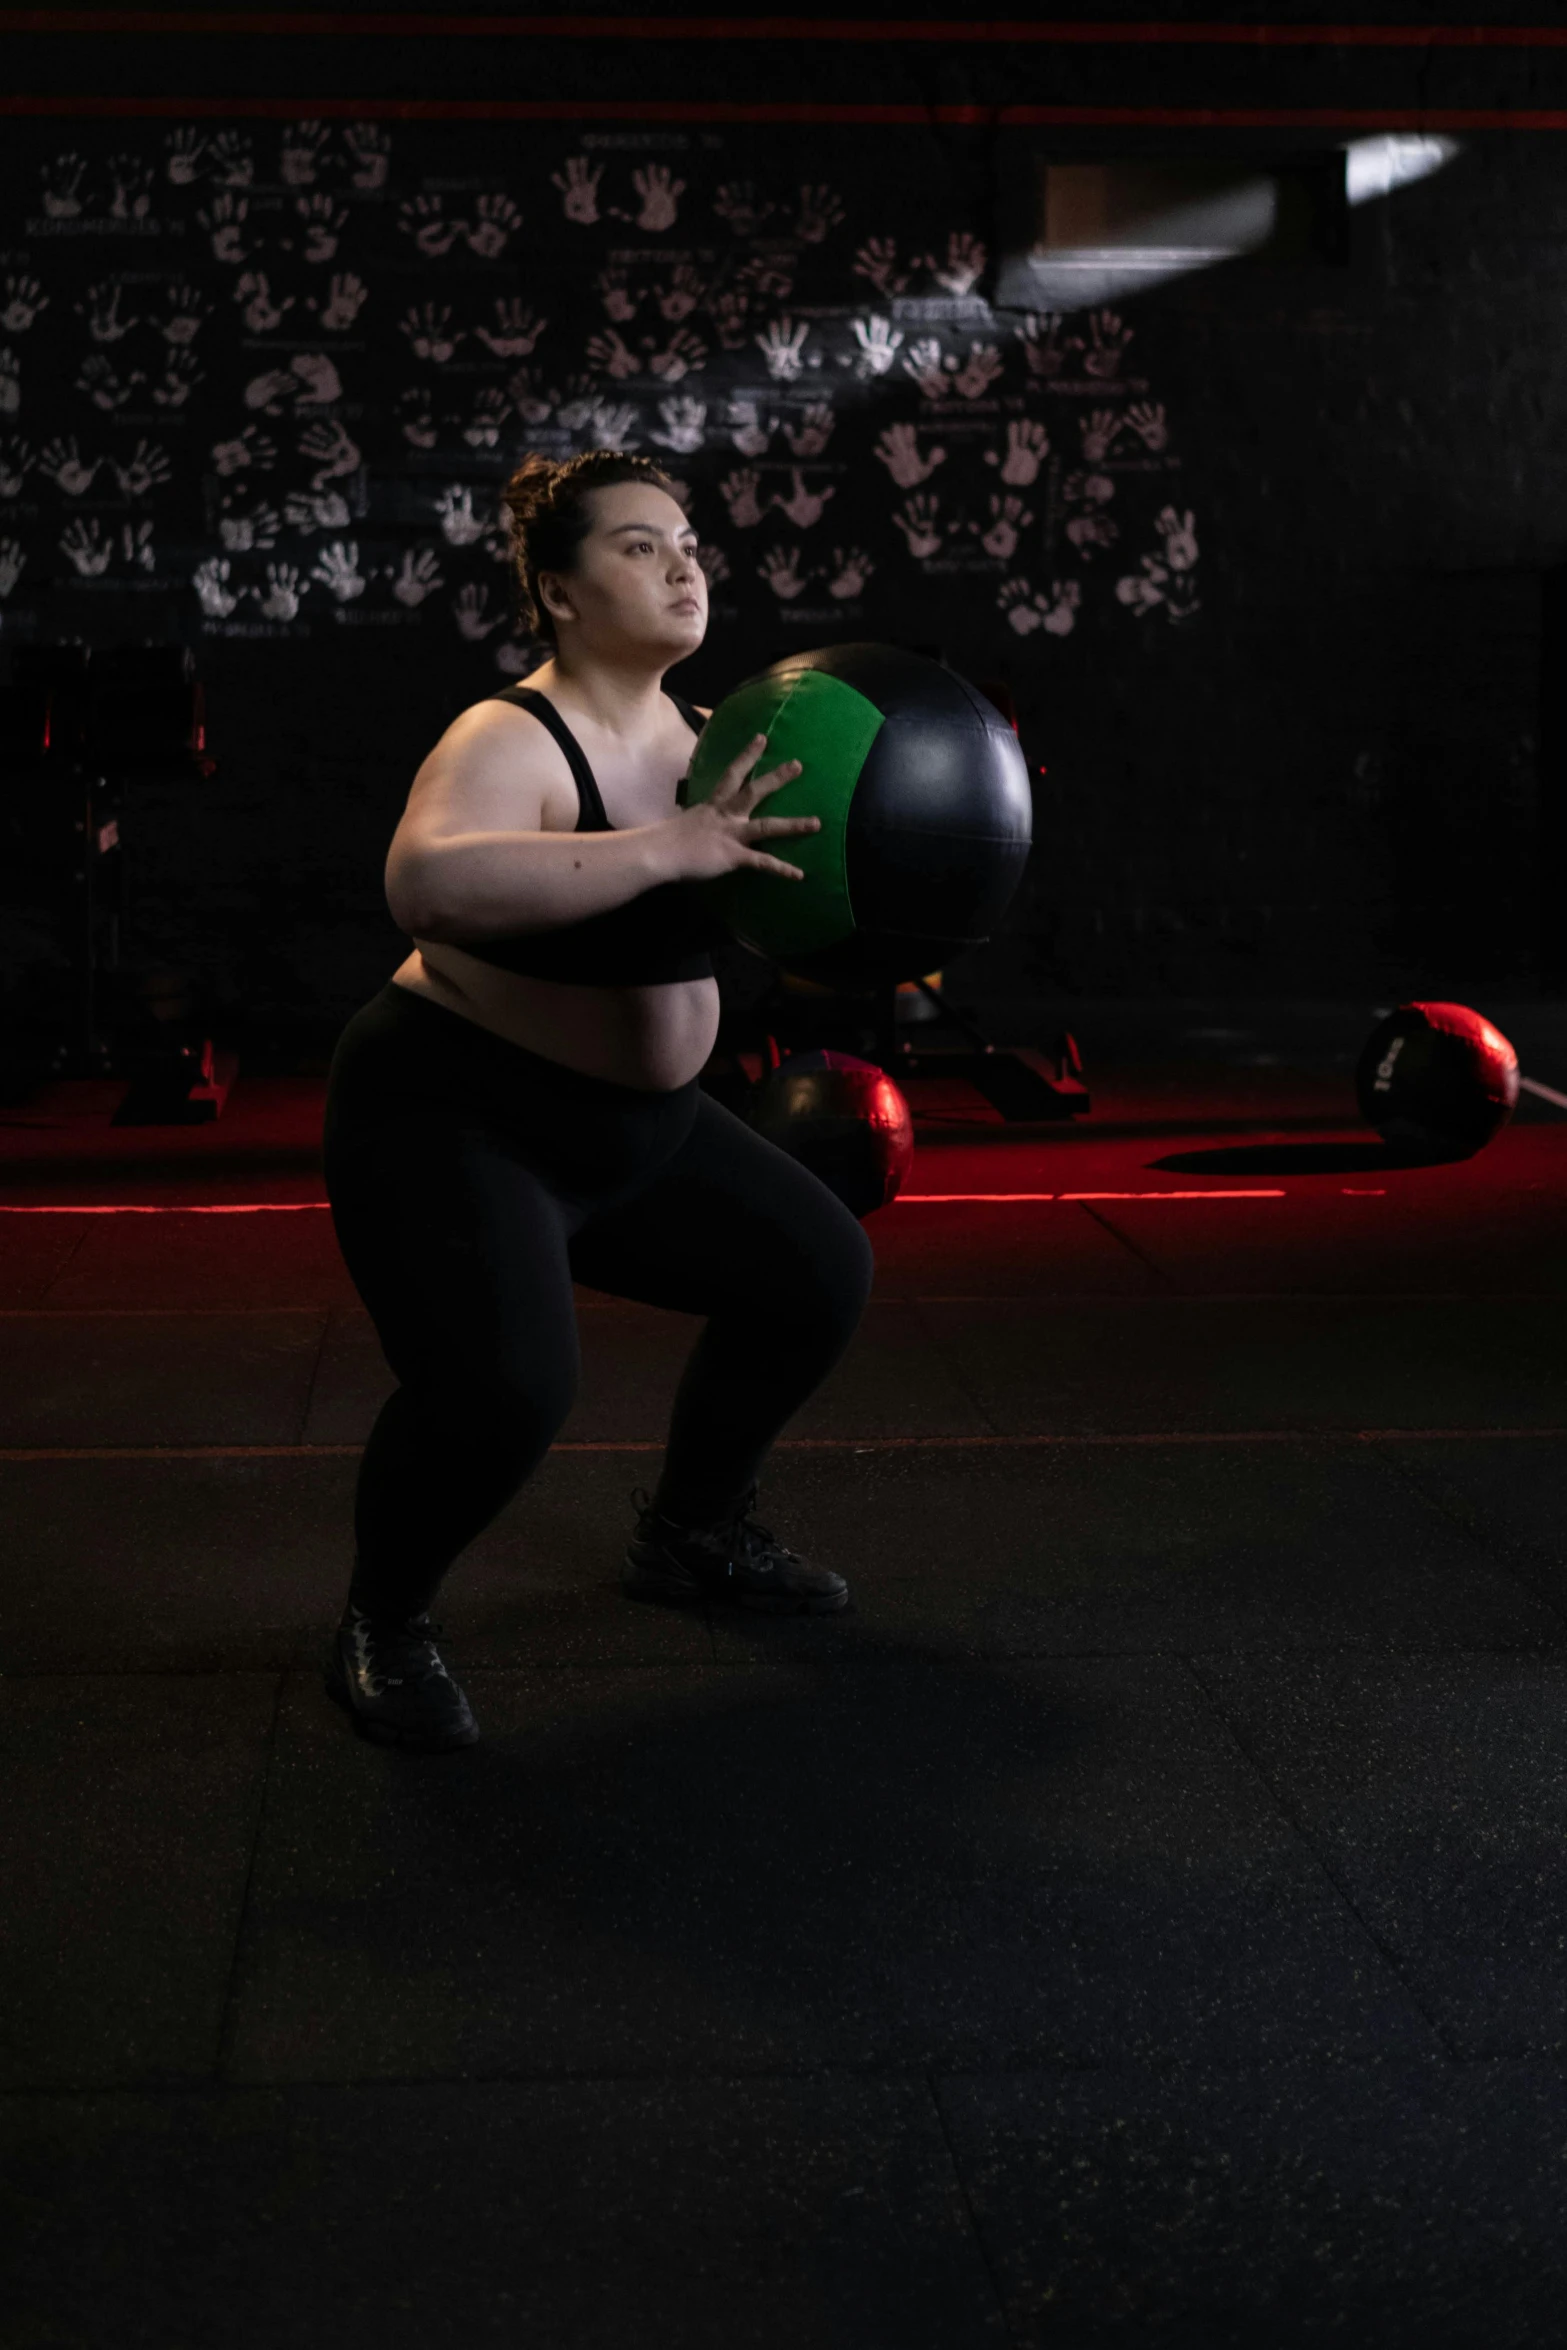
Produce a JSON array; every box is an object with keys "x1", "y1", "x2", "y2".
[{"x1": 679, "y1": 642, "x2": 1033, "y2": 986}]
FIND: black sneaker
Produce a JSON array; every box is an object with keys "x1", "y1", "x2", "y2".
[
  {"x1": 324, "y1": 1606, "x2": 480, "y2": 1751},
  {"x1": 623, "y1": 1483, "x2": 850, "y2": 1615}
]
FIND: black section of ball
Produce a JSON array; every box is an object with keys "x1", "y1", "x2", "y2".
[
  {"x1": 769, "y1": 644, "x2": 1033, "y2": 990},
  {"x1": 747, "y1": 1048, "x2": 915, "y2": 1219},
  {"x1": 1355, "y1": 1001, "x2": 1520, "y2": 1159}
]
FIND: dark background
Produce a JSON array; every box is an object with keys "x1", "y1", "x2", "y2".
[{"x1": 0, "y1": 3, "x2": 1562, "y2": 1058}]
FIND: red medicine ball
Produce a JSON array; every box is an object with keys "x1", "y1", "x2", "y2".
[{"x1": 1355, "y1": 1001, "x2": 1519, "y2": 1158}]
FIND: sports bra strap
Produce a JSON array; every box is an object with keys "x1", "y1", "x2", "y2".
[{"x1": 491, "y1": 684, "x2": 610, "y2": 830}]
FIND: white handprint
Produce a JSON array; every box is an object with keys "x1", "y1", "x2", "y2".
[
  {"x1": 343, "y1": 125, "x2": 391, "y2": 191},
  {"x1": 401, "y1": 304, "x2": 463, "y2": 364},
  {"x1": 1019, "y1": 311, "x2": 1079, "y2": 380},
  {"x1": 1124, "y1": 401, "x2": 1169, "y2": 452},
  {"x1": 466, "y1": 194, "x2": 522, "y2": 258},
  {"x1": 873, "y1": 424, "x2": 946, "y2": 490},
  {"x1": 848, "y1": 315, "x2": 902, "y2": 380},
  {"x1": 505, "y1": 367, "x2": 552, "y2": 425},
  {"x1": 720, "y1": 468, "x2": 766, "y2": 530},
  {"x1": 289, "y1": 351, "x2": 341, "y2": 406},
  {"x1": 475, "y1": 299, "x2": 546, "y2": 357},
  {"x1": 452, "y1": 582, "x2": 504, "y2": 640},
  {"x1": 985, "y1": 419, "x2": 1050, "y2": 488},
  {"x1": 279, "y1": 121, "x2": 328, "y2": 186},
  {"x1": 315, "y1": 272, "x2": 368, "y2": 332},
  {"x1": 298, "y1": 418, "x2": 361, "y2": 486},
  {"x1": 462, "y1": 388, "x2": 510, "y2": 449},
  {"x1": 1079, "y1": 408, "x2": 1125, "y2": 464},
  {"x1": 297, "y1": 195, "x2": 348, "y2": 264},
  {"x1": 1064, "y1": 470, "x2": 1115, "y2": 508},
  {"x1": 891, "y1": 494, "x2": 945, "y2": 561},
  {"x1": 398, "y1": 195, "x2": 460, "y2": 257},
  {"x1": 391, "y1": 548, "x2": 444, "y2": 607},
  {"x1": 554, "y1": 380, "x2": 599, "y2": 432},
  {"x1": 234, "y1": 273, "x2": 294, "y2": 334},
  {"x1": 210, "y1": 428, "x2": 276, "y2": 475},
  {"x1": 283, "y1": 490, "x2": 351, "y2": 532},
  {"x1": 79, "y1": 284, "x2": 137, "y2": 344},
  {"x1": 795, "y1": 183, "x2": 845, "y2": 243},
  {"x1": 928, "y1": 231, "x2": 986, "y2": 295},
  {"x1": 254, "y1": 561, "x2": 305, "y2": 621},
  {"x1": 590, "y1": 402, "x2": 638, "y2": 449},
  {"x1": 656, "y1": 263, "x2": 706, "y2": 323},
  {"x1": 757, "y1": 546, "x2": 810, "y2": 601},
  {"x1": 112, "y1": 440, "x2": 172, "y2": 500},
  {"x1": 397, "y1": 390, "x2": 437, "y2": 448},
  {"x1": 1082, "y1": 309, "x2": 1134, "y2": 379},
  {"x1": 77, "y1": 356, "x2": 137, "y2": 412},
  {"x1": 0, "y1": 538, "x2": 25, "y2": 597},
  {"x1": 851, "y1": 236, "x2": 908, "y2": 296},
  {"x1": 632, "y1": 163, "x2": 685, "y2": 232},
  {"x1": 152, "y1": 352, "x2": 203, "y2": 409},
  {"x1": 198, "y1": 194, "x2": 250, "y2": 265},
  {"x1": 782, "y1": 404, "x2": 834, "y2": 458},
  {"x1": 1115, "y1": 556, "x2": 1168, "y2": 616},
  {"x1": 0, "y1": 277, "x2": 47, "y2": 334},
  {"x1": 551, "y1": 158, "x2": 602, "y2": 226},
  {"x1": 1041, "y1": 579, "x2": 1082, "y2": 636},
  {"x1": 713, "y1": 181, "x2": 774, "y2": 237},
  {"x1": 193, "y1": 556, "x2": 238, "y2": 616},
  {"x1": 1065, "y1": 511, "x2": 1119, "y2": 556},
  {"x1": 60, "y1": 518, "x2": 113, "y2": 577},
  {"x1": 726, "y1": 398, "x2": 771, "y2": 458},
  {"x1": 596, "y1": 267, "x2": 638, "y2": 322},
  {"x1": 755, "y1": 319, "x2": 808, "y2": 382},
  {"x1": 648, "y1": 327, "x2": 706, "y2": 381},
  {"x1": 157, "y1": 282, "x2": 211, "y2": 346},
  {"x1": 209, "y1": 131, "x2": 254, "y2": 187},
  {"x1": 952, "y1": 342, "x2": 1004, "y2": 400},
  {"x1": 1155, "y1": 507, "x2": 1199, "y2": 570},
  {"x1": 164, "y1": 130, "x2": 208, "y2": 187},
  {"x1": 901, "y1": 338, "x2": 950, "y2": 400},
  {"x1": 41, "y1": 154, "x2": 88, "y2": 220},
  {"x1": 39, "y1": 438, "x2": 99, "y2": 497},
  {"x1": 826, "y1": 546, "x2": 874, "y2": 600},
  {"x1": 585, "y1": 328, "x2": 640, "y2": 379},
  {"x1": 311, "y1": 540, "x2": 366, "y2": 602},
  {"x1": 650, "y1": 396, "x2": 707, "y2": 456},
  {"x1": 707, "y1": 288, "x2": 750, "y2": 351},
  {"x1": 771, "y1": 468, "x2": 835, "y2": 529},
  {"x1": 695, "y1": 543, "x2": 730, "y2": 588},
  {"x1": 998, "y1": 579, "x2": 1044, "y2": 637},
  {"x1": 218, "y1": 502, "x2": 280, "y2": 552},
  {"x1": 433, "y1": 485, "x2": 488, "y2": 546},
  {"x1": 980, "y1": 494, "x2": 1033, "y2": 563},
  {"x1": 0, "y1": 440, "x2": 34, "y2": 498},
  {"x1": 107, "y1": 155, "x2": 154, "y2": 221}
]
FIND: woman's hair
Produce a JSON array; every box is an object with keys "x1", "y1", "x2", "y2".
[{"x1": 501, "y1": 449, "x2": 680, "y2": 644}]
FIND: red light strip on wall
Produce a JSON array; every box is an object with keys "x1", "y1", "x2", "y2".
[
  {"x1": 2, "y1": 98, "x2": 1563, "y2": 128},
  {"x1": 0, "y1": 1191, "x2": 1289, "y2": 1212}
]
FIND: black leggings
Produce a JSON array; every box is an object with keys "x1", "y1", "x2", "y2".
[{"x1": 321, "y1": 981, "x2": 877, "y2": 1620}]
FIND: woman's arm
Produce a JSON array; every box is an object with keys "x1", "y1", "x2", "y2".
[{"x1": 384, "y1": 702, "x2": 681, "y2": 942}]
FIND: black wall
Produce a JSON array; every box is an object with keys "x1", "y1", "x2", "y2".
[{"x1": 0, "y1": 10, "x2": 1561, "y2": 1052}]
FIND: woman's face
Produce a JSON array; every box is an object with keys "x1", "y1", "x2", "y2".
[{"x1": 541, "y1": 481, "x2": 708, "y2": 659}]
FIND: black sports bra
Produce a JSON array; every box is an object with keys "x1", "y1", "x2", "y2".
[{"x1": 427, "y1": 683, "x2": 728, "y2": 987}]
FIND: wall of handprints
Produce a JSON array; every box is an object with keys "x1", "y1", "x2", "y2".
[{"x1": 0, "y1": 115, "x2": 1548, "y2": 1034}]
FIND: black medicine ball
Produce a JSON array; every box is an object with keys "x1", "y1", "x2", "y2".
[
  {"x1": 1355, "y1": 1001, "x2": 1519, "y2": 1158},
  {"x1": 747, "y1": 1049, "x2": 914, "y2": 1219}
]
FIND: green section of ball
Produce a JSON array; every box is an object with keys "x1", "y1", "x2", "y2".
[{"x1": 681, "y1": 668, "x2": 884, "y2": 958}]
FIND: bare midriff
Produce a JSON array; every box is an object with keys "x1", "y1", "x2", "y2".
[{"x1": 390, "y1": 944, "x2": 720, "y2": 1093}]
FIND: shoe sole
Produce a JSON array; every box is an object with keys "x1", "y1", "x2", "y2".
[
  {"x1": 323, "y1": 1659, "x2": 481, "y2": 1752},
  {"x1": 622, "y1": 1554, "x2": 850, "y2": 1616}
]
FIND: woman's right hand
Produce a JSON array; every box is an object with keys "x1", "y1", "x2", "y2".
[{"x1": 658, "y1": 733, "x2": 821, "y2": 881}]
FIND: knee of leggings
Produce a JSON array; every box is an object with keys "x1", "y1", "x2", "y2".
[
  {"x1": 790, "y1": 1206, "x2": 876, "y2": 1339},
  {"x1": 410, "y1": 1362, "x2": 578, "y2": 1465}
]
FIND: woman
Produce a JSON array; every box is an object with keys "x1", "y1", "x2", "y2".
[{"x1": 320, "y1": 449, "x2": 876, "y2": 1752}]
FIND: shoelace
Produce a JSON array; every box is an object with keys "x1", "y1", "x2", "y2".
[{"x1": 631, "y1": 1484, "x2": 799, "y2": 1571}]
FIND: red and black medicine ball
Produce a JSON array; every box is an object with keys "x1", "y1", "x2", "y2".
[
  {"x1": 1355, "y1": 1001, "x2": 1519, "y2": 1158},
  {"x1": 747, "y1": 1049, "x2": 914, "y2": 1218}
]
